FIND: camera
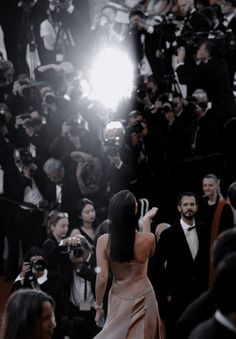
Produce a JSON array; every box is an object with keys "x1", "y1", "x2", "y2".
[
  {"x1": 31, "y1": 259, "x2": 47, "y2": 272},
  {"x1": 162, "y1": 102, "x2": 173, "y2": 113},
  {"x1": 18, "y1": 113, "x2": 32, "y2": 120},
  {"x1": 43, "y1": 92, "x2": 56, "y2": 105},
  {"x1": 68, "y1": 243, "x2": 84, "y2": 258},
  {"x1": 176, "y1": 34, "x2": 202, "y2": 55},
  {"x1": 104, "y1": 121, "x2": 125, "y2": 149},
  {"x1": 158, "y1": 13, "x2": 179, "y2": 43},
  {"x1": 136, "y1": 87, "x2": 147, "y2": 99},
  {"x1": 0, "y1": 59, "x2": 14, "y2": 88},
  {"x1": 14, "y1": 149, "x2": 33, "y2": 166},
  {"x1": 130, "y1": 122, "x2": 145, "y2": 134}
]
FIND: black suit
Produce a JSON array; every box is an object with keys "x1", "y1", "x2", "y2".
[
  {"x1": 188, "y1": 316, "x2": 236, "y2": 339},
  {"x1": 43, "y1": 173, "x2": 81, "y2": 228},
  {"x1": 172, "y1": 289, "x2": 216, "y2": 339},
  {"x1": 155, "y1": 221, "x2": 209, "y2": 335},
  {"x1": 42, "y1": 234, "x2": 74, "y2": 295},
  {"x1": 181, "y1": 9, "x2": 211, "y2": 35},
  {"x1": 176, "y1": 58, "x2": 236, "y2": 122},
  {"x1": 222, "y1": 16, "x2": 236, "y2": 86},
  {"x1": 191, "y1": 108, "x2": 223, "y2": 157}
]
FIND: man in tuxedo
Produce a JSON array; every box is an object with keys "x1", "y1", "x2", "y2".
[
  {"x1": 43, "y1": 157, "x2": 81, "y2": 227},
  {"x1": 190, "y1": 89, "x2": 223, "y2": 156},
  {"x1": 155, "y1": 191, "x2": 209, "y2": 337},
  {"x1": 176, "y1": 39, "x2": 236, "y2": 122},
  {"x1": 177, "y1": 0, "x2": 210, "y2": 34}
]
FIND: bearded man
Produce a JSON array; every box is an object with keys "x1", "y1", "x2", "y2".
[{"x1": 155, "y1": 192, "x2": 209, "y2": 338}]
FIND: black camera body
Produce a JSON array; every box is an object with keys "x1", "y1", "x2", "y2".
[
  {"x1": 14, "y1": 148, "x2": 34, "y2": 168},
  {"x1": 136, "y1": 87, "x2": 147, "y2": 99},
  {"x1": 130, "y1": 122, "x2": 145, "y2": 134},
  {"x1": 31, "y1": 259, "x2": 47, "y2": 272},
  {"x1": 68, "y1": 244, "x2": 85, "y2": 258}
]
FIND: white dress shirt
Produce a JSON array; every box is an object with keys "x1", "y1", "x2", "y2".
[{"x1": 180, "y1": 218, "x2": 199, "y2": 260}]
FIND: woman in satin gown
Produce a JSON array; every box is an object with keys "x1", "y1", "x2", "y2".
[{"x1": 94, "y1": 190, "x2": 164, "y2": 339}]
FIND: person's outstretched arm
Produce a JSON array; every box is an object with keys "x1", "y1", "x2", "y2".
[
  {"x1": 143, "y1": 207, "x2": 158, "y2": 233},
  {"x1": 95, "y1": 234, "x2": 109, "y2": 325}
]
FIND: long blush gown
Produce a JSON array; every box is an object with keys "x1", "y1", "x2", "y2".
[{"x1": 94, "y1": 258, "x2": 164, "y2": 339}]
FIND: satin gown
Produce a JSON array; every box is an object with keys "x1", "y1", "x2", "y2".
[{"x1": 94, "y1": 259, "x2": 164, "y2": 339}]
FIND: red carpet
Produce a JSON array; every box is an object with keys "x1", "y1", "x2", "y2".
[{"x1": 0, "y1": 277, "x2": 11, "y2": 327}]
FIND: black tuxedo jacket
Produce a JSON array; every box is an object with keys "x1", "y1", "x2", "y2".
[
  {"x1": 188, "y1": 316, "x2": 236, "y2": 339},
  {"x1": 155, "y1": 221, "x2": 209, "y2": 319},
  {"x1": 181, "y1": 10, "x2": 211, "y2": 35},
  {"x1": 176, "y1": 58, "x2": 236, "y2": 121},
  {"x1": 172, "y1": 289, "x2": 216, "y2": 339}
]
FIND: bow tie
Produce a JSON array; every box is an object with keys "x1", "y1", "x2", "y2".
[{"x1": 187, "y1": 226, "x2": 196, "y2": 231}]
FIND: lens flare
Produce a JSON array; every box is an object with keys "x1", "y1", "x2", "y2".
[{"x1": 90, "y1": 48, "x2": 134, "y2": 110}]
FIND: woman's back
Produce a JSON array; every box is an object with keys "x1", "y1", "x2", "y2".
[{"x1": 108, "y1": 231, "x2": 155, "y2": 299}]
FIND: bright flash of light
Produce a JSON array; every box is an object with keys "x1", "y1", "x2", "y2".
[{"x1": 90, "y1": 48, "x2": 134, "y2": 110}]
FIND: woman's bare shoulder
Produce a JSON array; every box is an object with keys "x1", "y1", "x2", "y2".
[{"x1": 97, "y1": 233, "x2": 109, "y2": 246}]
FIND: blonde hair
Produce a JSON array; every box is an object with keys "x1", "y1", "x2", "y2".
[{"x1": 47, "y1": 210, "x2": 69, "y2": 234}]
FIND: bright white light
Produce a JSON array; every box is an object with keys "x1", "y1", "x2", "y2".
[{"x1": 90, "y1": 48, "x2": 134, "y2": 110}]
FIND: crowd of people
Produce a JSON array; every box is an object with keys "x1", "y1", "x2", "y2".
[{"x1": 1, "y1": 0, "x2": 236, "y2": 338}]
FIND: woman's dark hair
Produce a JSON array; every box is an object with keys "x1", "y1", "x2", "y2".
[
  {"x1": 108, "y1": 190, "x2": 137, "y2": 263},
  {"x1": 76, "y1": 198, "x2": 95, "y2": 227},
  {"x1": 94, "y1": 219, "x2": 109, "y2": 247},
  {"x1": 1, "y1": 289, "x2": 54, "y2": 339},
  {"x1": 76, "y1": 198, "x2": 94, "y2": 216}
]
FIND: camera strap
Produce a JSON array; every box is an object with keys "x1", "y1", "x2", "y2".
[{"x1": 84, "y1": 279, "x2": 87, "y2": 300}]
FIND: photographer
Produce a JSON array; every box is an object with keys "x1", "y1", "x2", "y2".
[
  {"x1": 11, "y1": 246, "x2": 66, "y2": 339},
  {"x1": 125, "y1": 9, "x2": 165, "y2": 86},
  {"x1": 190, "y1": 89, "x2": 223, "y2": 156},
  {"x1": 6, "y1": 75, "x2": 41, "y2": 118},
  {"x1": 40, "y1": 0, "x2": 62, "y2": 64},
  {"x1": 0, "y1": 58, "x2": 14, "y2": 101},
  {"x1": 67, "y1": 229, "x2": 99, "y2": 339},
  {"x1": 42, "y1": 210, "x2": 78, "y2": 291},
  {"x1": 106, "y1": 147, "x2": 136, "y2": 198},
  {"x1": 10, "y1": 114, "x2": 51, "y2": 167},
  {"x1": 48, "y1": 0, "x2": 91, "y2": 69},
  {"x1": 43, "y1": 157, "x2": 80, "y2": 225},
  {"x1": 12, "y1": 148, "x2": 47, "y2": 254},
  {"x1": 176, "y1": 39, "x2": 236, "y2": 122},
  {"x1": 124, "y1": 110, "x2": 163, "y2": 204},
  {"x1": 177, "y1": 0, "x2": 211, "y2": 35}
]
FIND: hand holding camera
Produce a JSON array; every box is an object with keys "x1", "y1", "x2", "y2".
[
  {"x1": 20, "y1": 262, "x2": 31, "y2": 278},
  {"x1": 20, "y1": 259, "x2": 46, "y2": 279}
]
